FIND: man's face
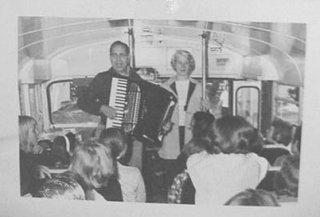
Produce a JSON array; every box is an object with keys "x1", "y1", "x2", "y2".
[{"x1": 110, "y1": 44, "x2": 130, "y2": 74}]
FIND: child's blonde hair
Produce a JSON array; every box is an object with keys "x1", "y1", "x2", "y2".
[
  {"x1": 69, "y1": 142, "x2": 114, "y2": 190},
  {"x1": 19, "y1": 115, "x2": 38, "y2": 153}
]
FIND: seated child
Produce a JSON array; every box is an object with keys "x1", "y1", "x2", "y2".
[
  {"x1": 35, "y1": 141, "x2": 115, "y2": 201},
  {"x1": 274, "y1": 125, "x2": 301, "y2": 167},
  {"x1": 168, "y1": 138, "x2": 210, "y2": 204},
  {"x1": 273, "y1": 154, "x2": 300, "y2": 201},
  {"x1": 34, "y1": 171, "x2": 86, "y2": 200},
  {"x1": 187, "y1": 115, "x2": 269, "y2": 205},
  {"x1": 19, "y1": 115, "x2": 51, "y2": 196},
  {"x1": 260, "y1": 118, "x2": 293, "y2": 165},
  {"x1": 176, "y1": 112, "x2": 215, "y2": 172},
  {"x1": 100, "y1": 128, "x2": 146, "y2": 202}
]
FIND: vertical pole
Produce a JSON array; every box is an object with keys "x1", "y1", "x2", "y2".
[
  {"x1": 201, "y1": 30, "x2": 210, "y2": 111},
  {"x1": 128, "y1": 19, "x2": 135, "y2": 68}
]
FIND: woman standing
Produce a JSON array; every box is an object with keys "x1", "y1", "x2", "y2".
[{"x1": 158, "y1": 50, "x2": 203, "y2": 188}]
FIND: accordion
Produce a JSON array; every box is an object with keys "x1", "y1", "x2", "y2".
[{"x1": 106, "y1": 77, "x2": 176, "y2": 144}]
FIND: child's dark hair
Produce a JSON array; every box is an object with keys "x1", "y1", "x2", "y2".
[
  {"x1": 271, "y1": 118, "x2": 293, "y2": 146},
  {"x1": 211, "y1": 115, "x2": 263, "y2": 154},
  {"x1": 192, "y1": 111, "x2": 215, "y2": 139},
  {"x1": 99, "y1": 128, "x2": 128, "y2": 160},
  {"x1": 273, "y1": 155, "x2": 300, "y2": 197}
]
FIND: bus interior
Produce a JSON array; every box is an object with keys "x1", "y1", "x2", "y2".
[{"x1": 18, "y1": 17, "x2": 305, "y2": 204}]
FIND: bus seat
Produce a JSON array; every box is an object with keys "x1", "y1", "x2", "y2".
[{"x1": 259, "y1": 144, "x2": 291, "y2": 165}]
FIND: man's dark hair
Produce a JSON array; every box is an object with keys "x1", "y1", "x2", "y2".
[{"x1": 109, "y1": 41, "x2": 130, "y2": 54}]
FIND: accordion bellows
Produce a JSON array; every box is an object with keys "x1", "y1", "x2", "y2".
[{"x1": 106, "y1": 77, "x2": 177, "y2": 145}]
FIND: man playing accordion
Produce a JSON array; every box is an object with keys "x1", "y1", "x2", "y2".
[
  {"x1": 77, "y1": 41, "x2": 143, "y2": 166},
  {"x1": 77, "y1": 40, "x2": 143, "y2": 128}
]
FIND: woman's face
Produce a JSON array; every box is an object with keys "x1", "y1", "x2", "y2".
[{"x1": 174, "y1": 55, "x2": 191, "y2": 78}]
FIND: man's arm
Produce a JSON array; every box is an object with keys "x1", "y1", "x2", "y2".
[
  {"x1": 77, "y1": 73, "x2": 116, "y2": 118},
  {"x1": 77, "y1": 78, "x2": 102, "y2": 115}
]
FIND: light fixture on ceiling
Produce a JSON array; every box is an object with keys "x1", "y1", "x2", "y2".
[{"x1": 165, "y1": 0, "x2": 180, "y2": 13}]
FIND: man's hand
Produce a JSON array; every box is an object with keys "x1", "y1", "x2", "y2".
[{"x1": 100, "y1": 105, "x2": 117, "y2": 119}]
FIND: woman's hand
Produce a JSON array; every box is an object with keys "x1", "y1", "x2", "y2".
[
  {"x1": 162, "y1": 121, "x2": 173, "y2": 135},
  {"x1": 34, "y1": 165, "x2": 51, "y2": 179}
]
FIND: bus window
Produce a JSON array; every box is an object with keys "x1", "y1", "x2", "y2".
[
  {"x1": 236, "y1": 87, "x2": 260, "y2": 128},
  {"x1": 207, "y1": 80, "x2": 230, "y2": 117},
  {"x1": 275, "y1": 84, "x2": 300, "y2": 124},
  {"x1": 47, "y1": 80, "x2": 100, "y2": 125}
]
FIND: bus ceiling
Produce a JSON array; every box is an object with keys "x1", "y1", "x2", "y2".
[{"x1": 18, "y1": 18, "x2": 305, "y2": 86}]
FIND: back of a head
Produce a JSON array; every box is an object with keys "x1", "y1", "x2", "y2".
[
  {"x1": 69, "y1": 142, "x2": 114, "y2": 190},
  {"x1": 211, "y1": 115, "x2": 262, "y2": 154},
  {"x1": 273, "y1": 155, "x2": 300, "y2": 197},
  {"x1": 52, "y1": 136, "x2": 71, "y2": 165},
  {"x1": 99, "y1": 128, "x2": 127, "y2": 160},
  {"x1": 192, "y1": 111, "x2": 215, "y2": 139},
  {"x1": 225, "y1": 189, "x2": 279, "y2": 206},
  {"x1": 34, "y1": 172, "x2": 86, "y2": 200},
  {"x1": 271, "y1": 119, "x2": 293, "y2": 146}
]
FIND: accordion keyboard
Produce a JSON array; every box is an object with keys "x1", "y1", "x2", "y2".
[{"x1": 106, "y1": 77, "x2": 128, "y2": 128}]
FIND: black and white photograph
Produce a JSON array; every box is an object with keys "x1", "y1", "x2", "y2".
[
  {"x1": 17, "y1": 17, "x2": 305, "y2": 205},
  {"x1": 1, "y1": 1, "x2": 320, "y2": 217}
]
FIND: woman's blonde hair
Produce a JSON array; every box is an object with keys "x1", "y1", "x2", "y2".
[
  {"x1": 19, "y1": 115, "x2": 37, "y2": 153},
  {"x1": 170, "y1": 50, "x2": 196, "y2": 73},
  {"x1": 69, "y1": 142, "x2": 114, "y2": 190}
]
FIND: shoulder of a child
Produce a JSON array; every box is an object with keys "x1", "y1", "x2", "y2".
[
  {"x1": 246, "y1": 152, "x2": 269, "y2": 167},
  {"x1": 274, "y1": 154, "x2": 290, "y2": 167},
  {"x1": 87, "y1": 189, "x2": 106, "y2": 201},
  {"x1": 119, "y1": 163, "x2": 141, "y2": 176},
  {"x1": 186, "y1": 151, "x2": 210, "y2": 168}
]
